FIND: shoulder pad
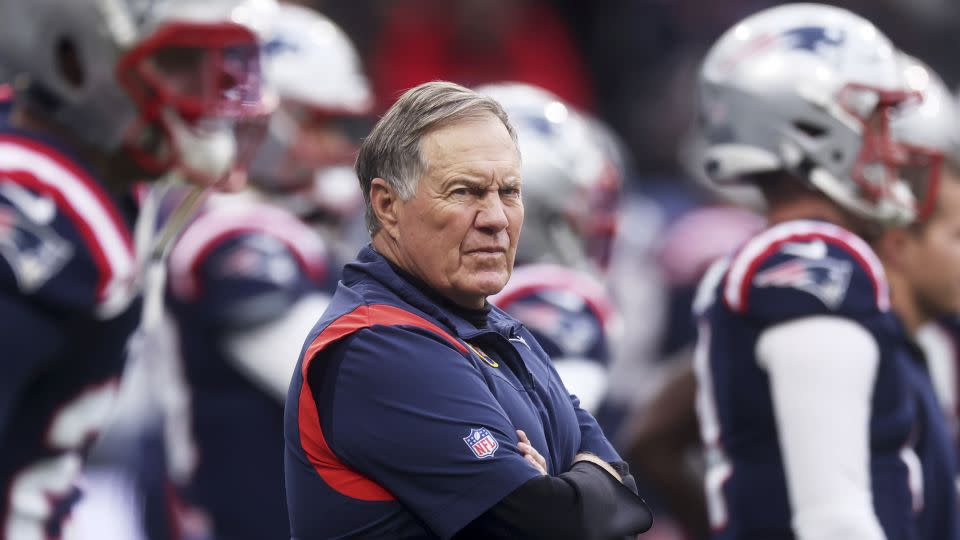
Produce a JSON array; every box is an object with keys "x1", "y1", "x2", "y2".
[
  {"x1": 491, "y1": 263, "x2": 617, "y2": 333},
  {"x1": 169, "y1": 199, "x2": 328, "y2": 301},
  {"x1": 723, "y1": 220, "x2": 889, "y2": 320},
  {"x1": 0, "y1": 135, "x2": 135, "y2": 317}
]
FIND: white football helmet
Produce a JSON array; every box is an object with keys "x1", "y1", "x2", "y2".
[
  {"x1": 249, "y1": 3, "x2": 373, "y2": 194},
  {"x1": 891, "y1": 54, "x2": 960, "y2": 170},
  {"x1": 476, "y1": 82, "x2": 622, "y2": 271},
  {"x1": 0, "y1": 0, "x2": 276, "y2": 185},
  {"x1": 698, "y1": 3, "x2": 940, "y2": 226}
]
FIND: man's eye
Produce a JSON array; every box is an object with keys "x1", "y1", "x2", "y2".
[
  {"x1": 451, "y1": 188, "x2": 469, "y2": 196},
  {"x1": 501, "y1": 187, "x2": 520, "y2": 196}
]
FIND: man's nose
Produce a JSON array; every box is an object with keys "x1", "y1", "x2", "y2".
[{"x1": 475, "y1": 193, "x2": 510, "y2": 232}]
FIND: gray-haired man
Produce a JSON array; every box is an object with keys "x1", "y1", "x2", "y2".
[{"x1": 284, "y1": 81, "x2": 652, "y2": 539}]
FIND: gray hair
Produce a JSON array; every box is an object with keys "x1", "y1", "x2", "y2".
[{"x1": 355, "y1": 80, "x2": 518, "y2": 235}]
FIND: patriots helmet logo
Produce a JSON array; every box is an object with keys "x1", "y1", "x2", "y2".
[
  {"x1": 262, "y1": 36, "x2": 300, "y2": 57},
  {"x1": 781, "y1": 26, "x2": 845, "y2": 54},
  {"x1": 463, "y1": 428, "x2": 499, "y2": 459}
]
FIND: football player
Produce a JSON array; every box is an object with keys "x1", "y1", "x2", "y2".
[
  {"x1": 477, "y1": 82, "x2": 622, "y2": 414},
  {"x1": 873, "y1": 54, "x2": 960, "y2": 539},
  {"x1": 0, "y1": 0, "x2": 271, "y2": 538},
  {"x1": 246, "y1": 2, "x2": 373, "y2": 271},
  {"x1": 161, "y1": 5, "x2": 372, "y2": 539},
  {"x1": 692, "y1": 4, "x2": 944, "y2": 539}
]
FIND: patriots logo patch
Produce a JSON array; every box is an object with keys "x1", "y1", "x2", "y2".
[
  {"x1": 463, "y1": 428, "x2": 499, "y2": 459},
  {"x1": 0, "y1": 203, "x2": 73, "y2": 293},
  {"x1": 753, "y1": 256, "x2": 853, "y2": 309}
]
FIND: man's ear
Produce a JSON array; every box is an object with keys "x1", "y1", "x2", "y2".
[{"x1": 370, "y1": 178, "x2": 402, "y2": 239}]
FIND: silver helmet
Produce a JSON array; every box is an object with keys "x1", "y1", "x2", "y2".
[
  {"x1": 0, "y1": 0, "x2": 275, "y2": 184},
  {"x1": 476, "y1": 82, "x2": 622, "y2": 271},
  {"x1": 249, "y1": 3, "x2": 373, "y2": 194},
  {"x1": 697, "y1": 3, "x2": 939, "y2": 226},
  {"x1": 891, "y1": 54, "x2": 960, "y2": 165}
]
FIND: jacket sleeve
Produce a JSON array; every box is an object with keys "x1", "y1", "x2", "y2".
[{"x1": 454, "y1": 461, "x2": 652, "y2": 540}]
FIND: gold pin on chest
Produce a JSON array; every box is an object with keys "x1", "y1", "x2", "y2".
[{"x1": 465, "y1": 342, "x2": 500, "y2": 368}]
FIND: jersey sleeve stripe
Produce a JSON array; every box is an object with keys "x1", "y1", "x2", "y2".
[
  {"x1": 724, "y1": 221, "x2": 889, "y2": 313},
  {"x1": 296, "y1": 304, "x2": 467, "y2": 501},
  {"x1": 169, "y1": 204, "x2": 328, "y2": 300},
  {"x1": 0, "y1": 139, "x2": 134, "y2": 306}
]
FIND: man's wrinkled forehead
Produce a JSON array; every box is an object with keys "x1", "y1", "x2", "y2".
[{"x1": 420, "y1": 116, "x2": 519, "y2": 172}]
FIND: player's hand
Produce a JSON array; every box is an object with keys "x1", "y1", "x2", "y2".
[{"x1": 517, "y1": 430, "x2": 548, "y2": 475}]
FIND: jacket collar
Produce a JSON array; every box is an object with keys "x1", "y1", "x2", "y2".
[{"x1": 342, "y1": 245, "x2": 521, "y2": 340}]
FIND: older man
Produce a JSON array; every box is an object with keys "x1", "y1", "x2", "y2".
[{"x1": 284, "y1": 81, "x2": 652, "y2": 539}]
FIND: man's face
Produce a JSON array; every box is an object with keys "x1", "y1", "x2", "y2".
[
  {"x1": 904, "y1": 169, "x2": 960, "y2": 319},
  {"x1": 392, "y1": 114, "x2": 523, "y2": 308}
]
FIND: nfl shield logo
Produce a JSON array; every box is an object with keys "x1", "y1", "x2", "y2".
[{"x1": 463, "y1": 428, "x2": 499, "y2": 459}]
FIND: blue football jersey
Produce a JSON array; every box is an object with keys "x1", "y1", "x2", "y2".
[
  {"x1": 902, "y1": 341, "x2": 960, "y2": 540},
  {"x1": 693, "y1": 219, "x2": 921, "y2": 539},
  {"x1": 914, "y1": 318, "x2": 960, "y2": 538},
  {"x1": 0, "y1": 129, "x2": 140, "y2": 539},
  {"x1": 165, "y1": 196, "x2": 330, "y2": 540}
]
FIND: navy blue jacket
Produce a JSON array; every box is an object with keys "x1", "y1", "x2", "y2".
[{"x1": 285, "y1": 246, "x2": 621, "y2": 539}]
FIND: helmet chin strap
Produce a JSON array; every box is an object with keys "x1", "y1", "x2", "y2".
[
  {"x1": 134, "y1": 174, "x2": 211, "y2": 332},
  {"x1": 164, "y1": 109, "x2": 238, "y2": 187}
]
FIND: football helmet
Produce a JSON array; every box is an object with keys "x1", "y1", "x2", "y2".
[
  {"x1": 0, "y1": 0, "x2": 275, "y2": 185},
  {"x1": 476, "y1": 82, "x2": 622, "y2": 271},
  {"x1": 697, "y1": 3, "x2": 940, "y2": 225},
  {"x1": 891, "y1": 54, "x2": 960, "y2": 169},
  {"x1": 249, "y1": 3, "x2": 373, "y2": 194}
]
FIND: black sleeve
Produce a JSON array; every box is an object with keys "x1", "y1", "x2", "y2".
[{"x1": 453, "y1": 461, "x2": 653, "y2": 540}]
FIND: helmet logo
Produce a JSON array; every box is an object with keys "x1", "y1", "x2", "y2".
[
  {"x1": 781, "y1": 27, "x2": 845, "y2": 55},
  {"x1": 263, "y1": 37, "x2": 300, "y2": 57},
  {"x1": 721, "y1": 26, "x2": 845, "y2": 72}
]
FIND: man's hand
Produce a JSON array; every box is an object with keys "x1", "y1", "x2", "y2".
[
  {"x1": 517, "y1": 430, "x2": 548, "y2": 475},
  {"x1": 573, "y1": 452, "x2": 623, "y2": 483}
]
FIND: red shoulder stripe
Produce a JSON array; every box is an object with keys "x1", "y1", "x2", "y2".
[
  {"x1": 297, "y1": 304, "x2": 468, "y2": 501},
  {"x1": 724, "y1": 221, "x2": 888, "y2": 313}
]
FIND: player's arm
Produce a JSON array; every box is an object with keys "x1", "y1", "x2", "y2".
[
  {"x1": 312, "y1": 327, "x2": 651, "y2": 540},
  {"x1": 222, "y1": 291, "x2": 331, "y2": 400},
  {"x1": 173, "y1": 231, "x2": 328, "y2": 400},
  {"x1": 552, "y1": 357, "x2": 608, "y2": 413},
  {"x1": 623, "y1": 357, "x2": 709, "y2": 538},
  {"x1": 0, "y1": 292, "x2": 66, "y2": 438},
  {"x1": 756, "y1": 316, "x2": 886, "y2": 540}
]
